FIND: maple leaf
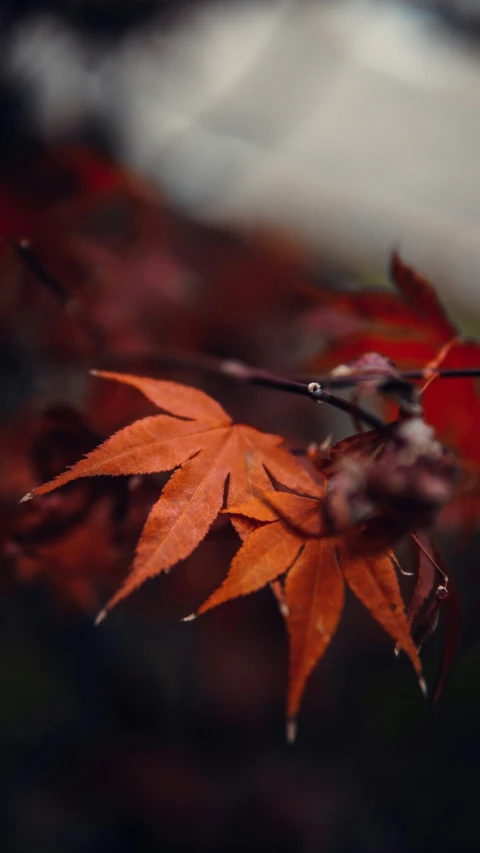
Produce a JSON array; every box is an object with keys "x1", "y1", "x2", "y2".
[
  {"x1": 1, "y1": 145, "x2": 307, "y2": 367},
  {"x1": 185, "y1": 411, "x2": 453, "y2": 732},
  {"x1": 4, "y1": 404, "x2": 157, "y2": 612},
  {"x1": 13, "y1": 496, "x2": 127, "y2": 613},
  {"x1": 306, "y1": 252, "x2": 457, "y2": 367},
  {"x1": 192, "y1": 486, "x2": 422, "y2": 738},
  {"x1": 22, "y1": 371, "x2": 313, "y2": 619},
  {"x1": 307, "y1": 253, "x2": 480, "y2": 494},
  {"x1": 405, "y1": 534, "x2": 460, "y2": 704},
  {"x1": 407, "y1": 532, "x2": 438, "y2": 633}
]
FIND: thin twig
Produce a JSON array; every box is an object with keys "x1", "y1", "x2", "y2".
[
  {"x1": 220, "y1": 361, "x2": 386, "y2": 429},
  {"x1": 7, "y1": 238, "x2": 70, "y2": 305},
  {"x1": 297, "y1": 367, "x2": 480, "y2": 387},
  {"x1": 410, "y1": 532, "x2": 449, "y2": 585},
  {"x1": 10, "y1": 238, "x2": 480, "y2": 425},
  {"x1": 4, "y1": 237, "x2": 104, "y2": 351}
]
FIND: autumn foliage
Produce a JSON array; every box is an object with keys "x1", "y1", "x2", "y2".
[{"x1": 3, "y1": 148, "x2": 479, "y2": 739}]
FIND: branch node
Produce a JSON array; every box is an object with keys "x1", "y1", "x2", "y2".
[{"x1": 308, "y1": 381, "x2": 325, "y2": 404}]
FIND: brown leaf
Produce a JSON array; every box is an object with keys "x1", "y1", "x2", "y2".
[
  {"x1": 408, "y1": 532, "x2": 437, "y2": 631},
  {"x1": 412, "y1": 585, "x2": 445, "y2": 653},
  {"x1": 197, "y1": 489, "x2": 324, "y2": 615},
  {"x1": 285, "y1": 538, "x2": 344, "y2": 726},
  {"x1": 197, "y1": 521, "x2": 303, "y2": 614},
  {"x1": 226, "y1": 490, "x2": 323, "y2": 524},
  {"x1": 338, "y1": 538, "x2": 422, "y2": 678},
  {"x1": 198, "y1": 488, "x2": 424, "y2": 728}
]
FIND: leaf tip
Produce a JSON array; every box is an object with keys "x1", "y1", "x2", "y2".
[
  {"x1": 182, "y1": 613, "x2": 197, "y2": 623},
  {"x1": 95, "y1": 609, "x2": 107, "y2": 626},
  {"x1": 419, "y1": 675, "x2": 428, "y2": 699},
  {"x1": 286, "y1": 718, "x2": 297, "y2": 745},
  {"x1": 19, "y1": 491, "x2": 33, "y2": 504}
]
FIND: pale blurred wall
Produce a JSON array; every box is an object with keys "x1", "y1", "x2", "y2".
[{"x1": 6, "y1": 0, "x2": 480, "y2": 326}]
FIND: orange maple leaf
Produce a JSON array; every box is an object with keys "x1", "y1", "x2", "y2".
[
  {"x1": 22, "y1": 371, "x2": 313, "y2": 619},
  {"x1": 193, "y1": 488, "x2": 422, "y2": 738}
]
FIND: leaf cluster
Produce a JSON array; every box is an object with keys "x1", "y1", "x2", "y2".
[
  {"x1": 5, "y1": 151, "x2": 477, "y2": 737},
  {"x1": 22, "y1": 250, "x2": 477, "y2": 735}
]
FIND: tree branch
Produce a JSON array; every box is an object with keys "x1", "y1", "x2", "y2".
[
  {"x1": 219, "y1": 360, "x2": 386, "y2": 429},
  {"x1": 9, "y1": 239, "x2": 479, "y2": 428},
  {"x1": 298, "y1": 367, "x2": 480, "y2": 388},
  {"x1": 4, "y1": 237, "x2": 104, "y2": 351}
]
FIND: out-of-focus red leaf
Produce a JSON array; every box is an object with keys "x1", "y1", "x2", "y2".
[
  {"x1": 13, "y1": 496, "x2": 126, "y2": 612},
  {"x1": 306, "y1": 255, "x2": 480, "y2": 514},
  {"x1": 5, "y1": 404, "x2": 156, "y2": 612},
  {"x1": 422, "y1": 342, "x2": 480, "y2": 473},
  {"x1": 0, "y1": 145, "x2": 310, "y2": 366},
  {"x1": 389, "y1": 252, "x2": 456, "y2": 341}
]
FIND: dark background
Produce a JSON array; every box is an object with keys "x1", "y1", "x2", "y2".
[{"x1": 1, "y1": 3, "x2": 480, "y2": 852}]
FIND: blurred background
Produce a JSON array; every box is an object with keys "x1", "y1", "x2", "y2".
[{"x1": 1, "y1": 1, "x2": 480, "y2": 851}]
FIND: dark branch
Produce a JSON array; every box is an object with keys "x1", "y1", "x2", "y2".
[
  {"x1": 298, "y1": 367, "x2": 480, "y2": 388},
  {"x1": 4, "y1": 237, "x2": 104, "y2": 351},
  {"x1": 8, "y1": 238, "x2": 70, "y2": 305},
  {"x1": 220, "y1": 361, "x2": 386, "y2": 429},
  {"x1": 9, "y1": 239, "x2": 479, "y2": 424}
]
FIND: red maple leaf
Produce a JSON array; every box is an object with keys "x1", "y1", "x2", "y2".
[{"x1": 307, "y1": 253, "x2": 480, "y2": 492}]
